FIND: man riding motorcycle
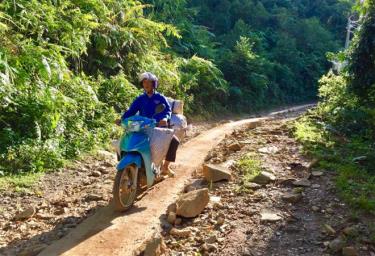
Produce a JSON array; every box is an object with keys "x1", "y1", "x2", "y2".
[{"x1": 116, "y1": 72, "x2": 179, "y2": 177}]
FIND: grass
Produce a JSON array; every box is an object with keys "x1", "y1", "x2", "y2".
[
  {"x1": 0, "y1": 145, "x2": 113, "y2": 193},
  {"x1": 294, "y1": 116, "x2": 375, "y2": 215},
  {"x1": 0, "y1": 172, "x2": 44, "y2": 193},
  {"x1": 236, "y1": 152, "x2": 262, "y2": 192}
]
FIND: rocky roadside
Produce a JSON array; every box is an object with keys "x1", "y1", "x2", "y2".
[
  {"x1": 146, "y1": 112, "x2": 375, "y2": 256},
  {"x1": 0, "y1": 151, "x2": 117, "y2": 256},
  {"x1": 0, "y1": 123, "x2": 213, "y2": 256}
]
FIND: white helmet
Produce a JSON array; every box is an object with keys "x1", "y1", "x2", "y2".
[{"x1": 138, "y1": 72, "x2": 158, "y2": 88}]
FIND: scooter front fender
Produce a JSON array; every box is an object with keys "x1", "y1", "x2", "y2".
[{"x1": 116, "y1": 152, "x2": 142, "y2": 171}]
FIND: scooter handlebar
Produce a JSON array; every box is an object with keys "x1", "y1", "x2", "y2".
[{"x1": 121, "y1": 116, "x2": 156, "y2": 131}]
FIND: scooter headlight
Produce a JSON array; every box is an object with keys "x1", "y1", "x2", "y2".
[{"x1": 127, "y1": 121, "x2": 142, "y2": 132}]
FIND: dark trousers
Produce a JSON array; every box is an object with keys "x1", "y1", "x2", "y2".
[{"x1": 166, "y1": 135, "x2": 180, "y2": 162}]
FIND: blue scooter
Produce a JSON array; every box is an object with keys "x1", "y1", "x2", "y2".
[{"x1": 113, "y1": 115, "x2": 161, "y2": 211}]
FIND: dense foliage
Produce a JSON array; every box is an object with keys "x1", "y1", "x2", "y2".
[
  {"x1": 147, "y1": 0, "x2": 352, "y2": 110},
  {"x1": 0, "y1": 0, "x2": 350, "y2": 174},
  {"x1": 295, "y1": 0, "x2": 375, "y2": 213}
]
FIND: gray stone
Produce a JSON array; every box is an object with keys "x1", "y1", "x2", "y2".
[
  {"x1": 260, "y1": 210, "x2": 282, "y2": 222},
  {"x1": 258, "y1": 146, "x2": 280, "y2": 154},
  {"x1": 85, "y1": 194, "x2": 103, "y2": 201},
  {"x1": 342, "y1": 247, "x2": 358, "y2": 256},
  {"x1": 170, "y1": 227, "x2": 191, "y2": 238},
  {"x1": 90, "y1": 171, "x2": 102, "y2": 177},
  {"x1": 244, "y1": 182, "x2": 262, "y2": 190},
  {"x1": 144, "y1": 235, "x2": 166, "y2": 256},
  {"x1": 228, "y1": 142, "x2": 242, "y2": 152},
  {"x1": 282, "y1": 192, "x2": 302, "y2": 203},
  {"x1": 323, "y1": 224, "x2": 336, "y2": 236},
  {"x1": 252, "y1": 171, "x2": 276, "y2": 185},
  {"x1": 14, "y1": 206, "x2": 35, "y2": 220},
  {"x1": 328, "y1": 237, "x2": 346, "y2": 252},
  {"x1": 247, "y1": 121, "x2": 262, "y2": 129},
  {"x1": 202, "y1": 164, "x2": 231, "y2": 182},
  {"x1": 167, "y1": 203, "x2": 177, "y2": 214},
  {"x1": 174, "y1": 218, "x2": 182, "y2": 226},
  {"x1": 343, "y1": 226, "x2": 357, "y2": 236},
  {"x1": 98, "y1": 166, "x2": 110, "y2": 174},
  {"x1": 167, "y1": 212, "x2": 176, "y2": 225},
  {"x1": 205, "y1": 234, "x2": 217, "y2": 244},
  {"x1": 311, "y1": 171, "x2": 324, "y2": 177},
  {"x1": 292, "y1": 179, "x2": 311, "y2": 187},
  {"x1": 216, "y1": 216, "x2": 225, "y2": 226},
  {"x1": 176, "y1": 188, "x2": 209, "y2": 218}
]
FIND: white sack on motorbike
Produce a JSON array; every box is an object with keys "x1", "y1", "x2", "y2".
[
  {"x1": 167, "y1": 98, "x2": 184, "y2": 115},
  {"x1": 170, "y1": 114, "x2": 187, "y2": 141},
  {"x1": 146, "y1": 127, "x2": 174, "y2": 167}
]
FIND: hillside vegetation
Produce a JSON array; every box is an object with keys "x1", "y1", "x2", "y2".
[
  {"x1": 0, "y1": 0, "x2": 351, "y2": 174},
  {"x1": 295, "y1": 0, "x2": 375, "y2": 214}
]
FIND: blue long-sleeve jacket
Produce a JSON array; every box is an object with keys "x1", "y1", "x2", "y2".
[{"x1": 121, "y1": 92, "x2": 171, "y2": 122}]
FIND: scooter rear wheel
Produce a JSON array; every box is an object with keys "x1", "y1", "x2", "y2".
[{"x1": 113, "y1": 164, "x2": 138, "y2": 211}]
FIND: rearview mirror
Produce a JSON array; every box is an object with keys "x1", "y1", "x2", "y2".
[{"x1": 155, "y1": 104, "x2": 165, "y2": 114}]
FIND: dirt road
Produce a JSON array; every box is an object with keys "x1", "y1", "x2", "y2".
[{"x1": 37, "y1": 105, "x2": 313, "y2": 256}]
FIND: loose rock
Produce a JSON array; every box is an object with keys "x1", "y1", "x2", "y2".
[
  {"x1": 167, "y1": 212, "x2": 177, "y2": 225},
  {"x1": 174, "y1": 218, "x2": 182, "y2": 226},
  {"x1": 244, "y1": 182, "x2": 262, "y2": 190},
  {"x1": 312, "y1": 206, "x2": 320, "y2": 212},
  {"x1": 252, "y1": 171, "x2": 276, "y2": 185},
  {"x1": 143, "y1": 234, "x2": 166, "y2": 256},
  {"x1": 201, "y1": 243, "x2": 217, "y2": 252},
  {"x1": 343, "y1": 226, "x2": 357, "y2": 236},
  {"x1": 311, "y1": 184, "x2": 321, "y2": 189},
  {"x1": 205, "y1": 234, "x2": 217, "y2": 244},
  {"x1": 14, "y1": 206, "x2": 36, "y2": 220},
  {"x1": 228, "y1": 142, "x2": 242, "y2": 152},
  {"x1": 247, "y1": 121, "x2": 262, "y2": 129},
  {"x1": 176, "y1": 188, "x2": 209, "y2": 218},
  {"x1": 216, "y1": 216, "x2": 225, "y2": 226},
  {"x1": 258, "y1": 146, "x2": 280, "y2": 154},
  {"x1": 311, "y1": 171, "x2": 323, "y2": 177},
  {"x1": 84, "y1": 194, "x2": 103, "y2": 202},
  {"x1": 202, "y1": 164, "x2": 232, "y2": 182},
  {"x1": 98, "y1": 166, "x2": 110, "y2": 174},
  {"x1": 209, "y1": 196, "x2": 221, "y2": 204},
  {"x1": 328, "y1": 237, "x2": 346, "y2": 252},
  {"x1": 96, "y1": 150, "x2": 116, "y2": 162},
  {"x1": 282, "y1": 192, "x2": 302, "y2": 203},
  {"x1": 323, "y1": 224, "x2": 336, "y2": 236},
  {"x1": 167, "y1": 203, "x2": 177, "y2": 214},
  {"x1": 170, "y1": 227, "x2": 191, "y2": 238},
  {"x1": 342, "y1": 247, "x2": 358, "y2": 256},
  {"x1": 90, "y1": 171, "x2": 102, "y2": 177},
  {"x1": 260, "y1": 210, "x2": 282, "y2": 222},
  {"x1": 292, "y1": 179, "x2": 311, "y2": 187}
]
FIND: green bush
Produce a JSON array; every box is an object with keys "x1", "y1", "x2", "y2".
[
  {"x1": 295, "y1": 1, "x2": 375, "y2": 214},
  {"x1": 0, "y1": 0, "x2": 351, "y2": 175},
  {"x1": 0, "y1": 0, "x2": 177, "y2": 174},
  {"x1": 179, "y1": 56, "x2": 229, "y2": 115}
]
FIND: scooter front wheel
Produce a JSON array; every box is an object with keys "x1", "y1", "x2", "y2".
[{"x1": 113, "y1": 164, "x2": 138, "y2": 211}]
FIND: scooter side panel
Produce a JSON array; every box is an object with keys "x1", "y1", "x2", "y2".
[
  {"x1": 116, "y1": 152, "x2": 142, "y2": 171},
  {"x1": 120, "y1": 132, "x2": 149, "y2": 152},
  {"x1": 119, "y1": 132, "x2": 155, "y2": 187}
]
